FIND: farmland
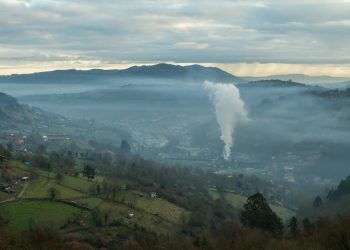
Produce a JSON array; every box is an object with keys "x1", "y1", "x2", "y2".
[
  {"x1": 0, "y1": 158, "x2": 189, "y2": 236},
  {"x1": 0, "y1": 200, "x2": 92, "y2": 231}
]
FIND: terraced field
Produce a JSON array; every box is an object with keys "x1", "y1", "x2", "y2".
[
  {"x1": 23, "y1": 177, "x2": 85, "y2": 199},
  {"x1": 0, "y1": 200, "x2": 92, "y2": 231},
  {"x1": 1, "y1": 161, "x2": 189, "y2": 235}
]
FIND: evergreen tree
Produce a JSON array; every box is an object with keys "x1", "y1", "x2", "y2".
[
  {"x1": 302, "y1": 218, "x2": 314, "y2": 233},
  {"x1": 313, "y1": 196, "x2": 323, "y2": 208},
  {"x1": 240, "y1": 192, "x2": 283, "y2": 236},
  {"x1": 288, "y1": 216, "x2": 298, "y2": 237},
  {"x1": 83, "y1": 165, "x2": 95, "y2": 180}
]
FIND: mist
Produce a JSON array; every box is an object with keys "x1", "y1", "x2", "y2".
[{"x1": 2, "y1": 70, "x2": 350, "y2": 182}]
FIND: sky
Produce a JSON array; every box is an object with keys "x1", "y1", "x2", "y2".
[{"x1": 1, "y1": 0, "x2": 350, "y2": 77}]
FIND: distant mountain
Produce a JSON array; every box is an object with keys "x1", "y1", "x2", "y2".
[
  {"x1": 322, "y1": 80, "x2": 350, "y2": 89},
  {"x1": 243, "y1": 74, "x2": 350, "y2": 85},
  {"x1": 0, "y1": 63, "x2": 245, "y2": 84},
  {"x1": 308, "y1": 87, "x2": 350, "y2": 99},
  {"x1": 239, "y1": 79, "x2": 308, "y2": 88}
]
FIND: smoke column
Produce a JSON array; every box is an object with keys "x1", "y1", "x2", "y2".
[{"x1": 204, "y1": 81, "x2": 248, "y2": 160}]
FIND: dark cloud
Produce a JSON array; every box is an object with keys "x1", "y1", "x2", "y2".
[{"x1": 1, "y1": 0, "x2": 350, "y2": 71}]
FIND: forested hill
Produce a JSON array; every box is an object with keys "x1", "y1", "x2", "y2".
[
  {"x1": 0, "y1": 64, "x2": 245, "y2": 84},
  {"x1": 0, "y1": 92, "x2": 19, "y2": 108},
  {"x1": 0, "y1": 92, "x2": 46, "y2": 127},
  {"x1": 240, "y1": 79, "x2": 308, "y2": 88}
]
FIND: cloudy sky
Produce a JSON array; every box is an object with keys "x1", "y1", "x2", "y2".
[{"x1": 1, "y1": 0, "x2": 350, "y2": 76}]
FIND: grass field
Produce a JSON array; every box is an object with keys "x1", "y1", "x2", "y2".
[
  {"x1": 61, "y1": 175, "x2": 92, "y2": 193},
  {"x1": 208, "y1": 188, "x2": 221, "y2": 200},
  {"x1": 75, "y1": 197, "x2": 104, "y2": 209},
  {"x1": 0, "y1": 200, "x2": 92, "y2": 231},
  {"x1": 23, "y1": 177, "x2": 85, "y2": 199},
  {"x1": 3, "y1": 161, "x2": 187, "y2": 235},
  {"x1": 209, "y1": 189, "x2": 294, "y2": 221},
  {"x1": 109, "y1": 190, "x2": 187, "y2": 224},
  {"x1": 270, "y1": 204, "x2": 295, "y2": 221},
  {"x1": 136, "y1": 196, "x2": 187, "y2": 224},
  {"x1": 224, "y1": 192, "x2": 248, "y2": 209},
  {"x1": 97, "y1": 200, "x2": 175, "y2": 235}
]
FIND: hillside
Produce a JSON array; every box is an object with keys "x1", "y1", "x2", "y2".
[
  {"x1": 240, "y1": 79, "x2": 308, "y2": 88},
  {"x1": 0, "y1": 93, "x2": 18, "y2": 108},
  {"x1": 243, "y1": 74, "x2": 350, "y2": 85},
  {"x1": 0, "y1": 144, "x2": 296, "y2": 248},
  {"x1": 0, "y1": 64, "x2": 245, "y2": 84},
  {"x1": 0, "y1": 92, "x2": 50, "y2": 128},
  {"x1": 0, "y1": 92, "x2": 130, "y2": 153}
]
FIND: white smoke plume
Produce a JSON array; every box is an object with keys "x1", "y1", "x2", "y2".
[{"x1": 204, "y1": 81, "x2": 248, "y2": 160}]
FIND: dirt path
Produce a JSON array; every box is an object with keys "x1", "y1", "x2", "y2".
[
  {"x1": 0, "y1": 197, "x2": 15, "y2": 204},
  {"x1": 0, "y1": 181, "x2": 30, "y2": 204},
  {"x1": 17, "y1": 181, "x2": 29, "y2": 198}
]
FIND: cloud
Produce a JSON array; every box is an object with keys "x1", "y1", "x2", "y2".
[
  {"x1": 174, "y1": 42, "x2": 209, "y2": 50},
  {"x1": 0, "y1": 0, "x2": 350, "y2": 74}
]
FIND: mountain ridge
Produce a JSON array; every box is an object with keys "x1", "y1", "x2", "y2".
[
  {"x1": 0, "y1": 63, "x2": 245, "y2": 84},
  {"x1": 243, "y1": 74, "x2": 350, "y2": 85}
]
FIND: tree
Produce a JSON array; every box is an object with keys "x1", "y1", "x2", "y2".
[
  {"x1": 0, "y1": 145, "x2": 11, "y2": 159},
  {"x1": 48, "y1": 187, "x2": 60, "y2": 200},
  {"x1": 37, "y1": 144, "x2": 47, "y2": 154},
  {"x1": 302, "y1": 217, "x2": 314, "y2": 233},
  {"x1": 96, "y1": 183, "x2": 101, "y2": 194},
  {"x1": 83, "y1": 165, "x2": 95, "y2": 181},
  {"x1": 120, "y1": 140, "x2": 131, "y2": 155},
  {"x1": 240, "y1": 192, "x2": 283, "y2": 236},
  {"x1": 327, "y1": 176, "x2": 350, "y2": 200},
  {"x1": 288, "y1": 216, "x2": 298, "y2": 237},
  {"x1": 56, "y1": 172, "x2": 64, "y2": 184},
  {"x1": 313, "y1": 196, "x2": 323, "y2": 208},
  {"x1": 112, "y1": 185, "x2": 117, "y2": 199}
]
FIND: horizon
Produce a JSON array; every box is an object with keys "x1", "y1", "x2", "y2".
[
  {"x1": 2, "y1": 1, "x2": 350, "y2": 247},
  {"x1": 1, "y1": 62, "x2": 350, "y2": 79}
]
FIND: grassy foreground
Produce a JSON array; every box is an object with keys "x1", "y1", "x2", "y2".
[{"x1": 0, "y1": 200, "x2": 92, "y2": 231}]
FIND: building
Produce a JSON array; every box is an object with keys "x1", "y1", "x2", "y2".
[{"x1": 150, "y1": 192, "x2": 157, "y2": 199}]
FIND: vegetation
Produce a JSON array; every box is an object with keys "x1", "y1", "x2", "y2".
[
  {"x1": 327, "y1": 176, "x2": 350, "y2": 200},
  {"x1": 83, "y1": 165, "x2": 95, "y2": 181},
  {"x1": 1, "y1": 143, "x2": 350, "y2": 249},
  {"x1": 0, "y1": 200, "x2": 91, "y2": 231},
  {"x1": 23, "y1": 177, "x2": 84, "y2": 199},
  {"x1": 240, "y1": 193, "x2": 283, "y2": 236}
]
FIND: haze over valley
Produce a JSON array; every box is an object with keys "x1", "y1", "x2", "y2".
[
  {"x1": 1, "y1": 1, "x2": 350, "y2": 249},
  {"x1": 1, "y1": 64, "x2": 348, "y2": 184}
]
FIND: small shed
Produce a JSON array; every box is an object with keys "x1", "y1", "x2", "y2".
[
  {"x1": 127, "y1": 213, "x2": 134, "y2": 219},
  {"x1": 150, "y1": 192, "x2": 157, "y2": 199}
]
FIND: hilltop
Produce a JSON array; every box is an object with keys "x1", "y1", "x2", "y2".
[
  {"x1": 243, "y1": 74, "x2": 350, "y2": 85},
  {"x1": 240, "y1": 79, "x2": 308, "y2": 88},
  {"x1": 0, "y1": 64, "x2": 245, "y2": 84}
]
